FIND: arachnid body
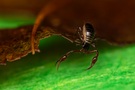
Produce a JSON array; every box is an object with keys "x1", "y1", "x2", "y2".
[{"x1": 56, "y1": 23, "x2": 99, "y2": 70}]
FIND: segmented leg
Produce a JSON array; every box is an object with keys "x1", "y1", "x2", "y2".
[
  {"x1": 56, "y1": 49, "x2": 99, "y2": 70},
  {"x1": 56, "y1": 49, "x2": 82, "y2": 70},
  {"x1": 78, "y1": 27, "x2": 84, "y2": 41},
  {"x1": 86, "y1": 50, "x2": 99, "y2": 70}
]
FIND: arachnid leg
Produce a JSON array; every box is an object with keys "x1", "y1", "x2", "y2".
[
  {"x1": 56, "y1": 55, "x2": 67, "y2": 70},
  {"x1": 77, "y1": 27, "x2": 84, "y2": 42},
  {"x1": 86, "y1": 50, "x2": 99, "y2": 70},
  {"x1": 56, "y1": 49, "x2": 82, "y2": 70}
]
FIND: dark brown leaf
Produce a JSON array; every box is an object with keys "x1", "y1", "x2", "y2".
[
  {"x1": 0, "y1": 25, "x2": 79, "y2": 64},
  {"x1": 0, "y1": 0, "x2": 135, "y2": 64}
]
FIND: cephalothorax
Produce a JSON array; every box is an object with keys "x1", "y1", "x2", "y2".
[{"x1": 56, "y1": 23, "x2": 99, "y2": 70}]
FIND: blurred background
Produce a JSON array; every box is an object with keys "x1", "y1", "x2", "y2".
[
  {"x1": 0, "y1": 0, "x2": 135, "y2": 90},
  {"x1": 0, "y1": 0, "x2": 135, "y2": 43}
]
